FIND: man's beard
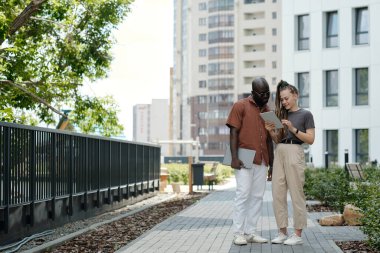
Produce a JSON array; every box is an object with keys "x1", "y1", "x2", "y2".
[{"x1": 256, "y1": 99, "x2": 267, "y2": 108}]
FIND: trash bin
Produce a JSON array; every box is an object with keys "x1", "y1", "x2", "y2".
[{"x1": 192, "y1": 163, "x2": 205, "y2": 189}]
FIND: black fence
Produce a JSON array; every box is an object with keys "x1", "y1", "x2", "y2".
[{"x1": 0, "y1": 122, "x2": 160, "y2": 245}]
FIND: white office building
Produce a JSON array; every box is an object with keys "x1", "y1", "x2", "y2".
[
  {"x1": 282, "y1": 0, "x2": 380, "y2": 167},
  {"x1": 173, "y1": 0, "x2": 282, "y2": 156}
]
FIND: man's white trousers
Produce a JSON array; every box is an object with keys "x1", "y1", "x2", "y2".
[{"x1": 233, "y1": 163, "x2": 267, "y2": 235}]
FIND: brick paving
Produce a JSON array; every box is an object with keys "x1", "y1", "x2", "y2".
[{"x1": 116, "y1": 180, "x2": 366, "y2": 253}]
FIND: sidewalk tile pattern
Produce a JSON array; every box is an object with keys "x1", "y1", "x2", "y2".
[{"x1": 117, "y1": 182, "x2": 366, "y2": 253}]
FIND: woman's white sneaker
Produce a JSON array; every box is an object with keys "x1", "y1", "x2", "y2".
[
  {"x1": 271, "y1": 232, "x2": 288, "y2": 244},
  {"x1": 283, "y1": 234, "x2": 303, "y2": 245}
]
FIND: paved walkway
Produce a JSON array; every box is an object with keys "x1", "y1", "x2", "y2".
[{"x1": 116, "y1": 180, "x2": 366, "y2": 253}]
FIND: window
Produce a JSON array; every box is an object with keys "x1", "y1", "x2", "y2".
[
  {"x1": 272, "y1": 12, "x2": 277, "y2": 19},
  {"x1": 208, "y1": 94, "x2": 234, "y2": 104},
  {"x1": 198, "y1": 112, "x2": 207, "y2": 119},
  {"x1": 297, "y1": 72, "x2": 310, "y2": 108},
  {"x1": 273, "y1": 0, "x2": 277, "y2": 2},
  {"x1": 355, "y1": 7, "x2": 369, "y2": 45},
  {"x1": 208, "y1": 46, "x2": 234, "y2": 59},
  {"x1": 272, "y1": 28, "x2": 277, "y2": 36},
  {"x1": 198, "y1": 96, "x2": 207, "y2": 104},
  {"x1": 326, "y1": 11, "x2": 338, "y2": 48},
  {"x1": 208, "y1": 14, "x2": 234, "y2": 28},
  {"x1": 199, "y1": 33, "x2": 207, "y2": 41},
  {"x1": 355, "y1": 129, "x2": 368, "y2": 164},
  {"x1": 298, "y1": 15, "x2": 310, "y2": 50},
  {"x1": 325, "y1": 70, "x2": 338, "y2": 107},
  {"x1": 199, "y1": 49, "x2": 207, "y2": 57},
  {"x1": 272, "y1": 61, "x2": 277, "y2": 69},
  {"x1": 199, "y1": 80, "x2": 207, "y2": 88},
  {"x1": 208, "y1": 78, "x2": 234, "y2": 90},
  {"x1": 198, "y1": 2, "x2": 207, "y2": 11},
  {"x1": 199, "y1": 18, "x2": 207, "y2": 26},
  {"x1": 208, "y1": 142, "x2": 224, "y2": 150},
  {"x1": 218, "y1": 126, "x2": 229, "y2": 135},
  {"x1": 209, "y1": 0, "x2": 234, "y2": 12},
  {"x1": 355, "y1": 68, "x2": 368, "y2": 105},
  {"x1": 208, "y1": 62, "x2": 234, "y2": 75},
  {"x1": 208, "y1": 30, "x2": 234, "y2": 44},
  {"x1": 199, "y1": 65, "x2": 206, "y2": 73},
  {"x1": 325, "y1": 130, "x2": 338, "y2": 166},
  {"x1": 272, "y1": 44, "x2": 277, "y2": 52},
  {"x1": 272, "y1": 77, "x2": 277, "y2": 85}
]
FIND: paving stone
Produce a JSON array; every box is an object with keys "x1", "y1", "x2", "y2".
[{"x1": 116, "y1": 180, "x2": 365, "y2": 253}]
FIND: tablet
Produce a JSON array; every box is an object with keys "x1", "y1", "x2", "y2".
[
  {"x1": 222, "y1": 144, "x2": 256, "y2": 169},
  {"x1": 260, "y1": 111, "x2": 283, "y2": 129}
]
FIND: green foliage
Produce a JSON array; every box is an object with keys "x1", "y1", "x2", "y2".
[
  {"x1": 165, "y1": 166, "x2": 182, "y2": 184},
  {"x1": 0, "y1": 0, "x2": 132, "y2": 136},
  {"x1": 304, "y1": 167, "x2": 350, "y2": 212},
  {"x1": 70, "y1": 95, "x2": 123, "y2": 137},
  {"x1": 305, "y1": 166, "x2": 380, "y2": 250},
  {"x1": 205, "y1": 163, "x2": 233, "y2": 184},
  {"x1": 163, "y1": 163, "x2": 233, "y2": 185},
  {"x1": 349, "y1": 167, "x2": 380, "y2": 250}
]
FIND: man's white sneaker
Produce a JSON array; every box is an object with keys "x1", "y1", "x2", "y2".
[
  {"x1": 233, "y1": 234, "x2": 247, "y2": 245},
  {"x1": 283, "y1": 234, "x2": 303, "y2": 245},
  {"x1": 271, "y1": 232, "x2": 288, "y2": 244},
  {"x1": 246, "y1": 234, "x2": 268, "y2": 243}
]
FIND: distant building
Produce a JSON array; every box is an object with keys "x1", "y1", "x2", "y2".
[
  {"x1": 282, "y1": 0, "x2": 380, "y2": 167},
  {"x1": 172, "y1": 0, "x2": 282, "y2": 156},
  {"x1": 133, "y1": 99, "x2": 170, "y2": 155}
]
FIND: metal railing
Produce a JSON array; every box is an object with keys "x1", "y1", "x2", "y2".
[{"x1": 0, "y1": 121, "x2": 160, "y2": 244}]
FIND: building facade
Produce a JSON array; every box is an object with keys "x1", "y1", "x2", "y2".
[
  {"x1": 282, "y1": 0, "x2": 380, "y2": 167},
  {"x1": 173, "y1": 0, "x2": 282, "y2": 156},
  {"x1": 133, "y1": 99, "x2": 170, "y2": 155}
]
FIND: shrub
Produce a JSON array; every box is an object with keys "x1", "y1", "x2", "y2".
[
  {"x1": 163, "y1": 163, "x2": 233, "y2": 185},
  {"x1": 304, "y1": 167, "x2": 350, "y2": 212},
  {"x1": 166, "y1": 165, "x2": 182, "y2": 184},
  {"x1": 349, "y1": 167, "x2": 380, "y2": 250},
  {"x1": 305, "y1": 166, "x2": 380, "y2": 250}
]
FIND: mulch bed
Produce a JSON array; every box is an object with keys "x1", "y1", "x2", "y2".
[
  {"x1": 306, "y1": 203, "x2": 335, "y2": 212},
  {"x1": 39, "y1": 193, "x2": 207, "y2": 253},
  {"x1": 335, "y1": 241, "x2": 380, "y2": 253}
]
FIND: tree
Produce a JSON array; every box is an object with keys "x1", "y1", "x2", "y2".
[{"x1": 0, "y1": 0, "x2": 132, "y2": 136}]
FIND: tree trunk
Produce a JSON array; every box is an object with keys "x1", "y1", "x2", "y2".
[{"x1": 0, "y1": 0, "x2": 47, "y2": 45}]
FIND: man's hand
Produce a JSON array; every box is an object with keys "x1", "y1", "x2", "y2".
[{"x1": 231, "y1": 157, "x2": 245, "y2": 170}]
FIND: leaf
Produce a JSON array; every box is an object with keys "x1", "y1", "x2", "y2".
[{"x1": 0, "y1": 0, "x2": 133, "y2": 136}]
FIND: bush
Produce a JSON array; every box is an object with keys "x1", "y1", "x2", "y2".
[
  {"x1": 164, "y1": 166, "x2": 188, "y2": 184},
  {"x1": 163, "y1": 163, "x2": 233, "y2": 185},
  {"x1": 349, "y1": 167, "x2": 380, "y2": 250},
  {"x1": 304, "y1": 167, "x2": 350, "y2": 212},
  {"x1": 305, "y1": 166, "x2": 380, "y2": 250}
]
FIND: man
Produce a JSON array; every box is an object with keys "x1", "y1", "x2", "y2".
[{"x1": 226, "y1": 77, "x2": 273, "y2": 245}]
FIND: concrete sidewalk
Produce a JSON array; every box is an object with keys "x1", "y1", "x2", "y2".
[{"x1": 116, "y1": 179, "x2": 366, "y2": 253}]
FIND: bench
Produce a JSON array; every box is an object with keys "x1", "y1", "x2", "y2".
[
  {"x1": 345, "y1": 163, "x2": 364, "y2": 180},
  {"x1": 204, "y1": 162, "x2": 218, "y2": 190}
]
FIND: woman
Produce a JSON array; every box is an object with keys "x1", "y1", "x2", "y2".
[{"x1": 264, "y1": 80, "x2": 315, "y2": 245}]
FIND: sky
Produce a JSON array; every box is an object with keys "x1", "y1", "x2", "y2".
[{"x1": 81, "y1": 0, "x2": 173, "y2": 140}]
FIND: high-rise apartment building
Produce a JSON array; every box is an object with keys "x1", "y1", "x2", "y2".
[
  {"x1": 133, "y1": 99, "x2": 170, "y2": 155},
  {"x1": 173, "y1": 0, "x2": 282, "y2": 156},
  {"x1": 282, "y1": 0, "x2": 380, "y2": 167}
]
